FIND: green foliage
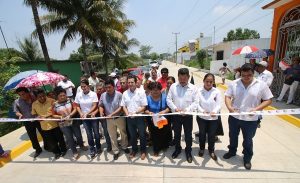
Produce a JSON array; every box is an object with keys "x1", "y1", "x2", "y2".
[
  {"x1": 0, "y1": 123, "x2": 23, "y2": 137},
  {"x1": 0, "y1": 48, "x2": 23, "y2": 60},
  {"x1": 17, "y1": 37, "x2": 43, "y2": 62},
  {"x1": 223, "y1": 28, "x2": 260, "y2": 42},
  {"x1": 196, "y1": 49, "x2": 207, "y2": 69},
  {"x1": 186, "y1": 58, "x2": 211, "y2": 70},
  {"x1": 150, "y1": 52, "x2": 159, "y2": 60},
  {"x1": 139, "y1": 45, "x2": 152, "y2": 59},
  {"x1": 226, "y1": 72, "x2": 235, "y2": 80}
]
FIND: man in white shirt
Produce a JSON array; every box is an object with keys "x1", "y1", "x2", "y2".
[
  {"x1": 57, "y1": 75, "x2": 75, "y2": 98},
  {"x1": 88, "y1": 71, "x2": 100, "y2": 91},
  {"x1": 256, "y1": 61, "x2": 274, "y2": 87},
  {"x1": 166, "y1": 68, "x2": 199, "y2": 163},
  {"x1": 121, "y1": 75, "x2": 148, "y2": 160},
  {"x1": 224, "y1": 63, "x2": 273, "y2": 170}
]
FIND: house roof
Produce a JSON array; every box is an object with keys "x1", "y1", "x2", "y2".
[{"x1": 262, "y1": 0, "x2": 294, "y2": 9}]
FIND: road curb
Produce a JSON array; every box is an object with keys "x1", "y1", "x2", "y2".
[{"x1": 0, "y1": 135, "x2": 42, "y2": 167}]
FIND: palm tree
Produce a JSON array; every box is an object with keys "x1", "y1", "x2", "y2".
[
  {"x1": 24, "y1": 0, "x2": 54, "y2": 71},
  {"x1": 17, "y1": 37, "x2": 42, "y2": 62},
  {"x1": 36, "y1": 0, "x2": 111, "y2": 74}
]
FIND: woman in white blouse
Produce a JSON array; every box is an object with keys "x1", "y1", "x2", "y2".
[{"x1": 196, "y1": 73, "x2": 222, "y2": 161}]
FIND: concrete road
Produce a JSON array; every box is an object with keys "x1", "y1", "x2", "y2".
[{"x1": 0, "y1": 61, "x2": 299, "y2": 183}]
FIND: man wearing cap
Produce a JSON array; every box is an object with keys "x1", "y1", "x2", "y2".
[
  {"x1": 109, "y1": 72, "x2": 121, "y2": 91},
  {"x1": 157, "y1": 68, "x2": 169, "y2": 89},
  {"x1": 256, "y1": 61, "x2": 274, "y2": 87}
]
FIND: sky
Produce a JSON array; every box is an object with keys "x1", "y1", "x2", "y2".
[{"x1": 0, "y1": 0, "x2": 274, "y2": 60}]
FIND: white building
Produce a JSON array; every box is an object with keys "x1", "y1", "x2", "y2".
[{"x1": 208, "y1": 38, "x2": 271, "y2": 74}]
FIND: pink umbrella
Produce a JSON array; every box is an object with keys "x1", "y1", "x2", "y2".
[
  {"x1": 232, "y1": 45, "x2": 259, "y2": 55},
  {"x1": 16, "y1": 72, "x2": 64, "y2": 88}
]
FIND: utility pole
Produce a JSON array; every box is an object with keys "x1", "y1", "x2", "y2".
[
  {"x1": 172, "y1": 32, "x2": 180, "y2": 65},
  {"x1": 213, "y1": 26, "x2": 215, "y2": 60},
  {"x1": 0, "y1": 23, "x2": 10, "y2": 57}
]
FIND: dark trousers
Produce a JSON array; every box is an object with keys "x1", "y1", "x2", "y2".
[
  {"x1": 83, "y1": 120, "x2": 101, "y2": 153},
  {"x1": 127, "y1": 117, "x2": 146, "y2": 153},
  {"x1": 43, "y1": 127, "x2": 67, "y2": 155},
  {"x1": 196, "y1": 117, "x2": 218, "y2": 152},
  {"x1": 173, "y1": 115, "x2": 193, "y2": 153},
  {"x1": 60, "y1": 122, "x2": 84, "y2": 154},
  {"x1": 100, "y1": 119, "x2": 112, "y2": 149},
  {"x1": 228, "y1": 115, "x2": 258, "y2": 163},
  {"x1": 24, "y1": 121, "x2": 45, "y2": 151}
]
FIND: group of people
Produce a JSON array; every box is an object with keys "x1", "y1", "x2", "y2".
[{"x1": 8, "y1": 61, "x2": 275, "y2": 171}]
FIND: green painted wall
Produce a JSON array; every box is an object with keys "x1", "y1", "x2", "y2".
[{"x1": 15, "y1": 60, "x2": 83, "y2": 86}]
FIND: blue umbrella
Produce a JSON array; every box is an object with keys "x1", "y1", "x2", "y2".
[
  {"x1": 3, "y1": 70, "x2": 44, "y2": 91},
  {"x1": 245, "y1": 49, "x2": 274, "y2": 58}
]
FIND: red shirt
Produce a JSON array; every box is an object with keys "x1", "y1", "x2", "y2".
[{"x1": 157, "y1": 77, "x2": 168, "y2": 89}]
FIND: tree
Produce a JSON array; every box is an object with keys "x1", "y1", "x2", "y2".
[
  {"x1": 150, "y1": 52, "x2": 159, "y2": 60},
  {"x1": 24, "y1": 0, "x2": 54, "y2": 71},
  {"x1": 223, "y1": 28, "x2": 260, "y2": 42},
  {"x1": 139, "y1": 45, "x2": 152, "y2": 59},
  {"x1": 0, "y1": 48, "x2": 23, "y2": 60},
  {"x1": 37, "y1": 0, "x2": 135, "y2": 75},
  {"x1": 196, "y1": 49, "x2": 206, "y2": 69},
  {"x1": 17, "y1": 37, "x2": 42, "y2": 62}
]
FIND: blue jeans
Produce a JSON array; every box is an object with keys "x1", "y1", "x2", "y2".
[
  {"x1": 100, "y1": 119, "x2": 111, "y2": 149},
  {"x1": 60, "y1": 122, "x2": 84, "y2": 154},
  {"x1": 228, "y1": 115, "x2": 258, "y2": 163},
  {"x1": 83, "y1": 120, "x2": 101, "y2": 153},
  {"x1": 196, "y1": 117, "x2": 218, "y2": 152},
  {"x1": 127, "y1": 117, "x2": 146, "y2": 153}
]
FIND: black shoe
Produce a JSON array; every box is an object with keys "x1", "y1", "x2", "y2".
[
  {"x1": 198, "y1": 150, "x2": 204, "y2": 157},
  {"x1": 209, "y1": 152, "x2": 218, "y2": 161},
  {"x1": 113, "y1": 153, "x2": 119, "y2": 160},
  {"x1": 90, "y1": 152, "x2": 96, "y2": 159},
  {"x1": 223, "y1": 152, "x2": 235, "y2": 159},
  {"x1": 107, "y1": 147, "x2": 112, "y2": 152},
  {"x1": 172, "y1": 149, "x2": 181, "y2": 159},
  {"x1": 61, "y1": 151, "x2": 67, "y2": 157},
  {"x1": 214, "y1": 136, "x2": 220, "y2": 142},
  {"x1": 123, "y1": 148, "x2": 130, "y2": 154},
  {"x1": 54, "y1": 153, "x2": 61, "y2": 159},
  {"x1": 186, "y1": 152, "x2": 193, "y2": 163},
  {"x1": 244, "y1": 162, "x2": 252, "y2": 170},
  {"x1": 33, "y1": 149, "x2": 42, "y2": 158}
]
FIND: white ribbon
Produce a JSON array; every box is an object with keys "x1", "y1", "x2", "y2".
[{"x1": 0, "y1": 108, "x2": 299, "y2": 123}]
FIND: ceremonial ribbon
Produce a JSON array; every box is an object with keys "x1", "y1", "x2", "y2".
[{"x1": 0, "y1": 108, "x2": 299, "y2": 123}]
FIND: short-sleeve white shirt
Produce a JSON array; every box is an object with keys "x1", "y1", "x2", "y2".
[
  {"x1": 225, "y1": 78, "x2": 273, "y2": 121},
  {"x1": 57, "y1": 80, "x2": 75, "y2": 97},
  {"x1": 120, "y1": 88, "x2": 147, "y2": 114},
  {"x1": 257, "y1": 69, "x2": 274, "y2": 87},
  {"x1": 74, "y1": 91, "x2": 98, "y2": 114}
]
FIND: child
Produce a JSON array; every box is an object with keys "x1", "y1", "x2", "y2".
[{"x1": 219, "y1": 62, "x2": 231, "y2": 85}]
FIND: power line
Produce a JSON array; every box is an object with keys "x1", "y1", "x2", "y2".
[
  {"x1": 176, "y1": 0, "x2": 201, "y2": 30},
  {"x1": 216, "y1": 0, "x2": 266, "y2": 33},
  {"x1": 201, "y1": 0, "x2": 246, "y2": 32},
  {"x1": 180, "y1": 0, "x2": 223, "y2": 33},
  {"x1": 242, "y1": 12, "x2": 273, "y2": 27}
]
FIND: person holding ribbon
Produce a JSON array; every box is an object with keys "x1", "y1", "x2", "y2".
[
  {"x1": 121, "y1": 75, "x2": 148, "y2": 160},
  {"x1": 74, "y1": 79, "x2": 100, "y2": 159},
  {"x1": 224, "y1": 63, "x2": 273, "y2": 170},
  {"x1": 99, "y1": 79, "x2": 129, "y2": 160},
  {"x1": 166, "y1": 68, "x2": 199, "y2": 163},
  {"x1": 196, "y1": 73, "x2": 222, "y2": 161},
  {"x1": 145, "y1": 82, "x2": 172, "y2": 156},
  {"x1": 51, "y1": 86, "x2": 88, "y2": 160}
]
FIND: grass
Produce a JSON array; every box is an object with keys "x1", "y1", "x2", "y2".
[{"x1": 185, "y1": 59, "x2": 211, "y2": 70}]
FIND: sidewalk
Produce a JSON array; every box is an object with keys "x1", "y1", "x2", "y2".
[{"x1": 0, "y1": 61, "x2": 299, "y2": 182}]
